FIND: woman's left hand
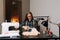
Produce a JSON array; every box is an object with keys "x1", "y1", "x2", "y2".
[{"x1": 22, "y1": 26, "x2": 29, "y2": 30}]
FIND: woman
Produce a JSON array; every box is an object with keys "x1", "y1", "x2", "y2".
[{"x1": 22, "y1": 12, "x2": 40, "y2": 32}]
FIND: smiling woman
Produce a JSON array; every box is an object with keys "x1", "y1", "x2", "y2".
[{"x1": 21, "y1": 12, "x2": 40, "y2": 33}]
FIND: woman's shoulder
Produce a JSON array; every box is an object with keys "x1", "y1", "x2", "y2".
[
  {"x1": 23, "y1": 20, "x2": 28, "y2": 23},
  {"x1": 21, "y1": 20, "x2": 28, "y2": 25}
]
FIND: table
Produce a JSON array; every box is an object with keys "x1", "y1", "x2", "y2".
[
  {"x1": 0, "y1": 31, "x2": 59, "y2": 39},
  {"x1": 22, "y1": 31, "x2": 58, "y2": 38}
]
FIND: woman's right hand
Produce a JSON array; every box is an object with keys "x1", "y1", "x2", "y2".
[{"x1": 22, "y1": 26, "x2": 29, "y2": 30}]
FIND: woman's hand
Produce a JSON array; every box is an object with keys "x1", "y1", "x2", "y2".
[{"x1": 22, "y1": 26, "x2": 29, "y2": 30}]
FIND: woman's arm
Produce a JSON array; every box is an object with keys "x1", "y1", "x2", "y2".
[{"x1": 22, "y1": 21, "x2": 29, "y2": 30}]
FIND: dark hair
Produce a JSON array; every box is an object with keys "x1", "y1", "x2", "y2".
[{"x1": 25, "y1": 12, "x2": 33, "y2": 21}]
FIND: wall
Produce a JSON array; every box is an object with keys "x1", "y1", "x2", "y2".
[
  {"x1": 0, "y1": 0, "x2": 5, "y2": 24},
  {"x1": 0, "y1": 0, "x2": 5, "y2": 34},
  {"x1": 30, "y1": 0, "x2": 59, "y2": 37},
  {"x1": 22, "y1": 0, "x2": 30, "y2": 21}
]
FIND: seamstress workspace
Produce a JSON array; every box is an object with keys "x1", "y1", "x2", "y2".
[{"x1": 0, "y1": 0, "x2": 60, "y2": 39}]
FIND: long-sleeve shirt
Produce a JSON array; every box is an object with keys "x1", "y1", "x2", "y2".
[{"x1": 22, "y1": 20, "x2": 40, "y2": 32}]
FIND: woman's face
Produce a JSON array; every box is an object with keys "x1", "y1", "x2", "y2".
[{"x1": 27, "y1": 13, "x2": 32, "y2": 20}]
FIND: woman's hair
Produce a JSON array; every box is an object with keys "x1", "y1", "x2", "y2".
[{"x1": 25, "y1": 12, "x2": 33, "y2": 21}]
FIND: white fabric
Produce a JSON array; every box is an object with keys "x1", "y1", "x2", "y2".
[{"x1": 22, "y1": 28, "x2": 40, "y2": 36}]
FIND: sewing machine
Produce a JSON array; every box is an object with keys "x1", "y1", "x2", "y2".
[{"x1": 0, "y1": 22, "x2": 20, "y2": 37}]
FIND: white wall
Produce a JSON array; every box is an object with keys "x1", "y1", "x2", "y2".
[{"x1": 30, "y1": 0, "x2": 59, "y2": 37}]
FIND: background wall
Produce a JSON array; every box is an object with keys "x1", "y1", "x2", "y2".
[
  {"x1": 22, "y1": 0, "x2": 30, "y2": 21},
  {"x1": 30, "y1": 0, "x2": 59, "y2": 37},
  {"x1": 0, "y1": 0, "x2": 5, "y2": 34},
  {"x1": 0, "y1": 0, "x2": 5, "y2": 24}
]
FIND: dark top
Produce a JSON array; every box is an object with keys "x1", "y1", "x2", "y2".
[
  {"x1": 21, "y1": 20, "x2": 40, "y2": 32},
  {"x1": 19, "y1": 20, "x2": 40, "y2": 36}
]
